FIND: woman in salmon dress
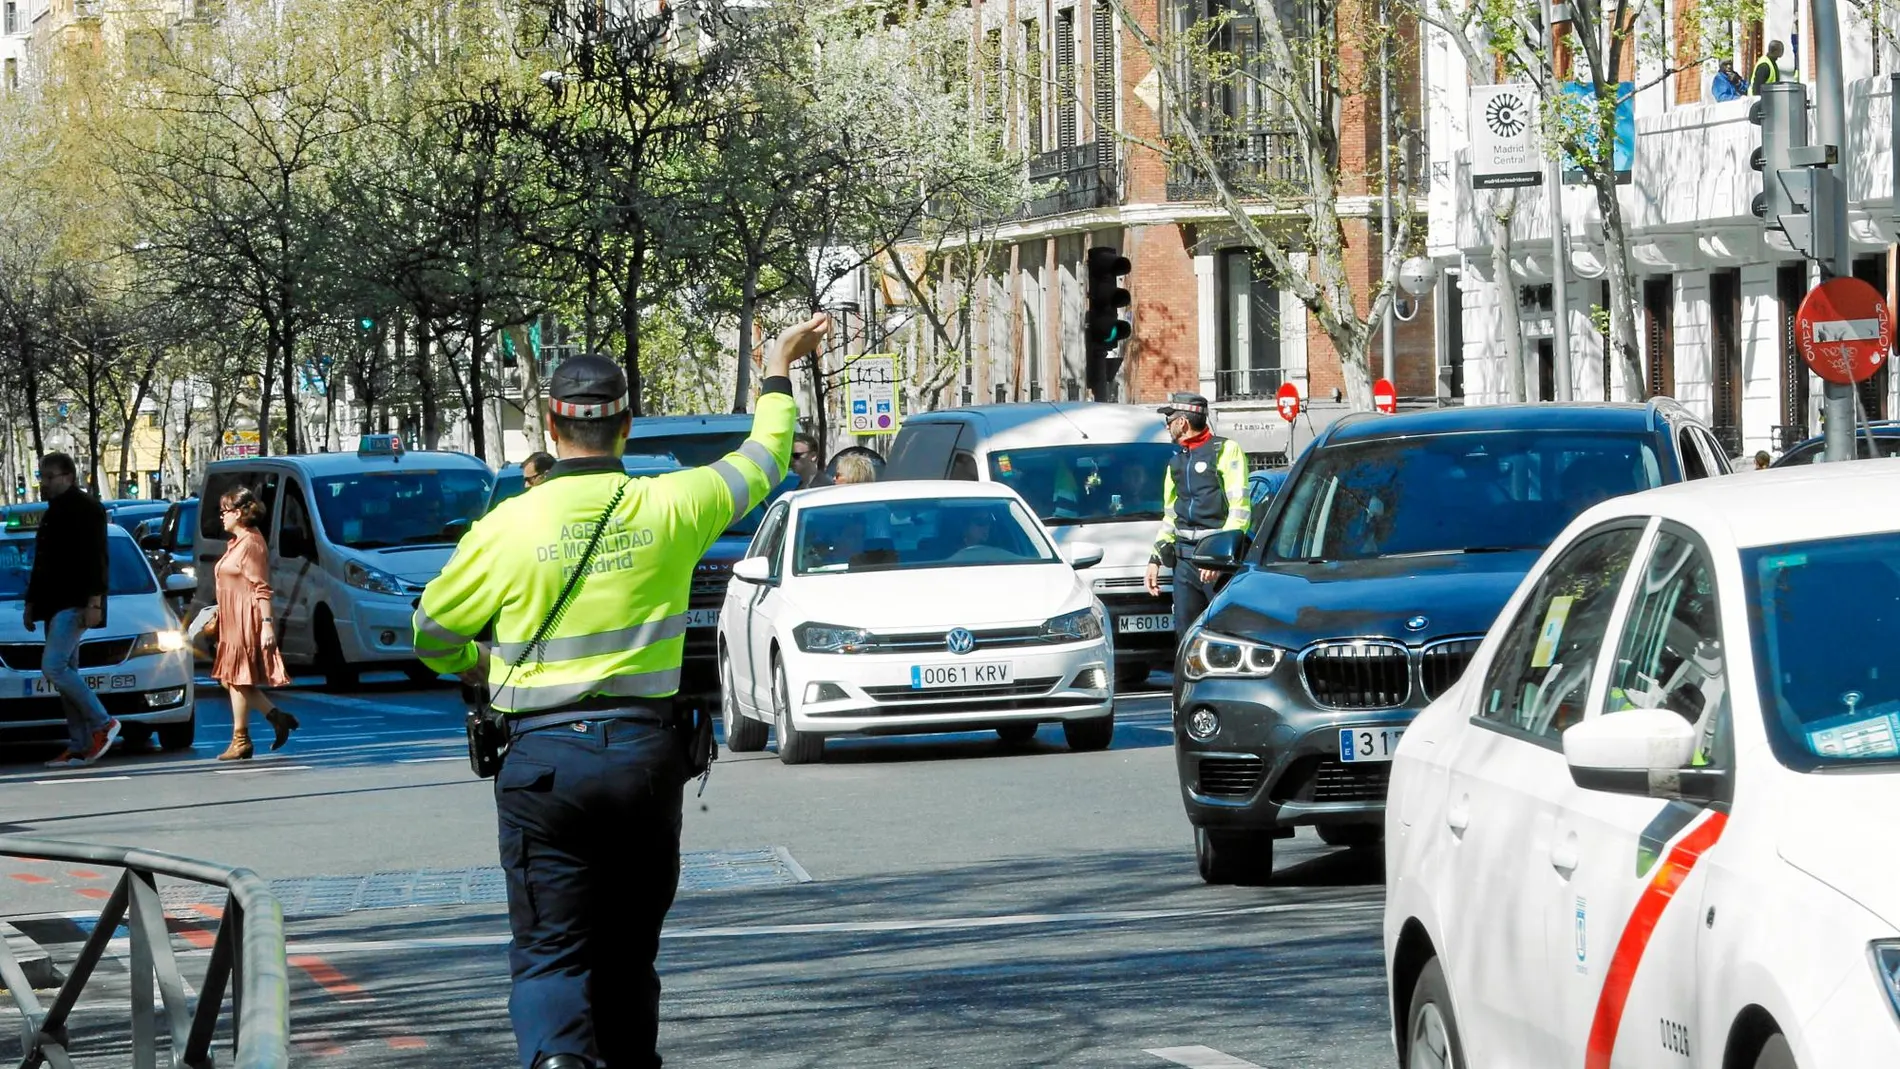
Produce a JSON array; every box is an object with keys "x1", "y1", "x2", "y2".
[{"x1": 212, "y1": 487, "x2": 297, "y2": 760}]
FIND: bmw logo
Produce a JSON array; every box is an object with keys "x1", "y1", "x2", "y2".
[
  {"x1": 946, "y1": 628, "x2": 976, "y2": 655},
  {"x1": 1405, "y1": 615, "x2": 1429, "y2": 632}
]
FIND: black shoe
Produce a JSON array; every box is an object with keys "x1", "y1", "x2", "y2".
[{"x1": 534, "y1": 1056, "x2": 594, "y2": 1069}]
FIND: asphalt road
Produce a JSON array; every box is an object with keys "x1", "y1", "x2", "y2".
[{"x1": 0, "y1": 671, "x2": 1392, "y2": 1069}]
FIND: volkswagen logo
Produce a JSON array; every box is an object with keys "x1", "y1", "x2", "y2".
[
  {"x1": 946, "y1": 628, "x2": 976, "y2": 655},
  {"x1": 1405, "y1": 615, "x2": 1429, "y2": 632}
]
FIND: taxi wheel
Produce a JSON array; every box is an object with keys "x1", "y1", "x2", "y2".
[
  {"x1": 722, "y1": 651, "x2": 768, "y2": 753},
  {"x1": 995, "y1": 722, "x2": 1039, "y2": 744},
  {"x1": 1406, "y1": 957, "x2": 1464, "y2": 1069},
  {"x1": 315, "y1": 613, "x2": 359, "y2": 692},
  {"x1": 772, "y1": 660, "x2": 823, "y2": 765},
  {"x1": 1317, "y1": 823, "x2": 1384, "y2": 849},
  {"x1": 1062, "y1": 713, "x2": 1115, "y2": 752},
  {"x1": 156, "y1": 712, "x2": 195, "y2": 752},
  {"x1": 1753, "y1": 1035, "x2": 1795, "y2": 1069},
  {"x1": 1115, "y1": 663, "x2": 1152, "y2": 690},
  {"x1": 1194, "y1": 827, "x2": 1274, "y2": 885}
]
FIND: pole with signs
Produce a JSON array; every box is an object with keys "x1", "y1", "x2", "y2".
[
  {"x1": 1373, "y1": 378, "x2": 1398, "y2": 414},
  {"x1": 844, "y1": 353, "x2": 903, "y2": 437},
  {"x1": 1795, "y1": 277, "x2": 1892, "y2": 388},
  {"x1": 1812, "y1": 0, "x2": 1858, "y2": 462},
  {"x1": 1276, "y1": 381, "x2": 1301, "y2": 463}
]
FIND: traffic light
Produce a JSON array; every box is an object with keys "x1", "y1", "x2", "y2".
[
  {"x1": 13, "y1": 476, "x2": 23, "y2": 500},
  {"x1": 1085, "y1": 246, "x2": 1131, "y2": 402},
  {"x1": 1750, "y1": 82, "x2": 1840, "y2": 262},
  {"x1": 358, "y1": 315, "x2": 375, "y2": 333}
]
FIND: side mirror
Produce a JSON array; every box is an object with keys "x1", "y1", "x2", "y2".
[
  {"x1": 1562, "y1": 708, "x2": 1715, "y2": 799},
  {"x1": 732, "y1": 557, "x2": 774, "y2": 585},
  {"x1": 164, "y1": 572, "x2": 196, "y2": 595},
  {"x1": 1066, "y1": 541, "x2": 1105, "y2": 569},
  {"x1": 1186, "y1": 529, "x2": 1247, "y2": 573},
  {"x1": 140, "y1": 532, "x2": 163, "y2": 551}
]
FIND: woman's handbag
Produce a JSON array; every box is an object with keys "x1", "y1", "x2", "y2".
[{"x1": 187, "y1": 605, "x2": 219, "y2": 660}]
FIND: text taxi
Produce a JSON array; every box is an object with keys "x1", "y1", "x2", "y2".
[{"x1": 1385, "y1": 462, "x2": 1900, "y2": 1069}]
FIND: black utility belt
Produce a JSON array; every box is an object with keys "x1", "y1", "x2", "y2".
[{"x1": 504, "y1": 700, "x2": 677, "y2": 739}]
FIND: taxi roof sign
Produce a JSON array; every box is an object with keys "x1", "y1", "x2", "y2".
[
  {"x1": 4, "y1": 506, "x2": 46, "y2": 530},
  {"x1": 358, "y1": 434, "x2": 405, "y2": 458}
]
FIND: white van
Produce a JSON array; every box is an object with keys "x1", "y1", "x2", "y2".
[
  {"x1": 191, "y1": 436, "x2": 494, "y2": 687},
  {"x1": 883, "y1": 403, "x2": 1176, "y2": 687}
]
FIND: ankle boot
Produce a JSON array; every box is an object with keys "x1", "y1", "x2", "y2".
[
  {"x1": 217, "y1": 729, "x2": 253, "y2": 761},
  {"x1": 264, "y1": 710, "x2": 299, "y2": 751}
]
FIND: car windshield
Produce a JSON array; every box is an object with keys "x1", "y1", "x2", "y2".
[
  {"x1": 1778, "y1": 434, "x2": 1900, "y2": 465},
  {"x1": 0, "y1": 536, "x2": 156, "y2": 598},
  {"x1": 625, "y1": 429, "x2": 750, "y2": 468},
  {"x1": 987, "y1": 443, "x2": 1174, "y2": 525},
  {"x1": 793, "y1": 497, "x2": 1056, "y2": 575},
  {"x1": 1264, "y1": 431, "x2": 1663, "y2": 563},
  {"x1": 176, "y1": 503, "x2": 197, "y2": 549},
  {"x1": 1745, "y1": 532, "x2": 1900, "y2": 770},
  {"x1": 312, "y1": 469, "x2": 493, "y2": 549},
  {"x1": 486, "y1": 456, "x2": 680, "y2": 513}
]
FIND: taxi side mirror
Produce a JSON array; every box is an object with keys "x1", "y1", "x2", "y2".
[
  {"x1": 1066, "y1": 542, "x2": 1105, "y2": 569},
  {"x1": 164, "y1": 572, "x2": 196, "y2": 595},
  {"x1": 1186, "y1": 529, "x2": 1247, "y2": 573},
  {"x1": 732, "y1": 557, "x2": 774, "y2": 585},
  {"x1": 1562, "y1": 708, "x2": 1722, "y2": 801}
]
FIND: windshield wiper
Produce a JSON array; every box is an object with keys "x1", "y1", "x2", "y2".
[
  {"x1": 1461, "y1": 545, "x2": 1540, "y2": 554},
  {"x1": 346, "y1": 539, "x2": 397, "y2": 549}
]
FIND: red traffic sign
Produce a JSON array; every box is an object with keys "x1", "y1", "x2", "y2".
[
  {"x1": 1796, "y1": 277, "x2": 1892, "y2": 386},
  {"x1": 1276, "y1": 381, "x2": 1301, "y2": 423},
  {"x1": 1373, "y1": 378, "x2": 1398, "y2": 414}
]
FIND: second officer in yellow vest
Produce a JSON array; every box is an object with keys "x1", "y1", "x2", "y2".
[{"x1": 413, "y1": 314, "x2": 830, "y2": 1069}]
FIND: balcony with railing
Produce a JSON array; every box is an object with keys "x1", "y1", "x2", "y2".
[
  {"x1": 1167, "y1": 126, "x2": 1303, "y2": 202},
  {"x1": 1022, "y1": 141, "x2": 1116, "y2": 220},
  {"x1": 71, "y1": 0, "x2": 100, "y2": 19},
  {"x1": 1215, "y1": 366, "x2": 1287, "y2": 401}
]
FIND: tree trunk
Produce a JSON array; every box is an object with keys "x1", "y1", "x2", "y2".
[
  {"x1": 84, "y1": 371, "x2": 103, "y2": 496},
  {"x1": 22, "y1": 342, "x2": 45, "y2": 458},
  {"x1": 1489, "y1": 191, "x2": 1526, "y2": 403},
  {"x1": 259, "y1": 333, "x2": 276, "y2": 459},
  {"x1": 281, "y1": 322, "x2": 301, "y2": 454},
  {"x1": 416, "y1": 317, "x2": 440, "y2": 449},
  {"x1": 468, "y1": 302, "x2": 489, "y2": 462},
  {"x1": 118, "y1": 350, "x2": 161, "y2": 498},
  {"x1": 1600, "y1": 186, "x2": 1646, "y2": 400},
  {"x1": 520, "y1": 333, "x2": 544, "y2": 453},
  {"x1": 624, "y1": 229, "x2": 645, "y2": 417},
  {"x1": 733, "y1": 260, "x2": 759, "y2": 413}
]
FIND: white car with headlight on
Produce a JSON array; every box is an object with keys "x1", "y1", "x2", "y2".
[
  {"x1": 716, "y1": 481, "x2": 1115, "y2": 764},
  {"x1": 0, "y1": 522, "x2": 196, "y2": 752},
  {"x1": 1384, "y1": 460, "x2": 1900, "y2": 1069}
]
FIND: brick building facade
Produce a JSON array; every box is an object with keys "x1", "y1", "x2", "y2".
[{"x1": 945, "y1": 0, "x2": 1437, "y2": 462}]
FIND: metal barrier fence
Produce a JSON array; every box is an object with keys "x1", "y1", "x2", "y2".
[{"x1": 0, "y1": 836, "x2": 289, "y2": 1069}]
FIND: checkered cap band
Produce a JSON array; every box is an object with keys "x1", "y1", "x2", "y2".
[{"x1": 548, "y1": 394, "x2": 630, "y2": 420}]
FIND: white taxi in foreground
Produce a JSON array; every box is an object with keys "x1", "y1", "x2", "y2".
[
  {"x1": 1385, "y1": 460, "x2": 1900, "y2": 1069},
  {"x1": 0, "y1": 524, "x2": 196, "y2": 751},
  {"x1": 716, "y1": 481, "x2": 1114, "y2": 764}
]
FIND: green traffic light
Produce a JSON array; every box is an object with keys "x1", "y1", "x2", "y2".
[{"x1": 359, "y1": 317, "x2": 375, "y2": 331}]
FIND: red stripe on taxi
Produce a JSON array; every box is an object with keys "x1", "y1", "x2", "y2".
[{"x1": 1584, "y1": 810, "x2": 1729, "y2": 1069}]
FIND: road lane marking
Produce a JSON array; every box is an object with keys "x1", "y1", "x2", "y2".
[
  {"x1": 1145, "y1": 1046, "x2": 1266, "y2": 1069},
  {"x1": 282, "y1": 899, "x2": 1380, "y2": 953},
  {"x1": 213, "y1": 765, "x2": 313, "y2": 775},
  {"x1": 395, "y1": 756, "x2": 464, "y2": 765},
  {"x1": 32, "y1": 775, "x2": 133, "y2": 785},
  {"x1": 288, "y1": 954, "x2": 374, "y2": 1004},
  {"x1": 385, "y1": 1037, "x2": 428, "y2": 1050}
]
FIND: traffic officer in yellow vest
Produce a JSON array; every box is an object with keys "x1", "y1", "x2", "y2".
[
  {"x1": 1143, "y1": 392, "x2": 1250, "y2": 642},
  {"x1": 413, "y1": 313, "x2": 830, "y2": 1069},
  {"x1": 1750, "y1": 40, "x2": 1786, "y2": 95}
]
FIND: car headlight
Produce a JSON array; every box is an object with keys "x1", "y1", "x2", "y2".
[
  {"x1": 346, "y1": 561, "x2": 406, "y2": 596},
  {"x1": 794, "y1": 622, "x2": 874, "y2": 654},
  {"x1": 1042, "y1": 608, "x2": 1104, "y2": 642},
  {"x1": 1872, "y1": 942, "x2": 1900, "y2": 1022},
  {"x1": 130, "y1": 630, "x2": 186, "y2": 657},
  {"x1": 1182, "y1": 630, "x2": 1287, "y2": 681}
]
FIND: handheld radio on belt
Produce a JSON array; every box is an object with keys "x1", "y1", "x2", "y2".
[{"x1": 464, "y1": 478, "x2": 631, "y2": 778}]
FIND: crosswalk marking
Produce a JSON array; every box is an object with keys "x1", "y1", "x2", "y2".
[{"x1": 1145, "y1": 1046, "x2": 1267, "y2": 1069}]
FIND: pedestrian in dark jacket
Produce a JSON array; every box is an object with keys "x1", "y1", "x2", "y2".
[{"x1": 23, "y1": 453, "x2": 120, "y2": 769}]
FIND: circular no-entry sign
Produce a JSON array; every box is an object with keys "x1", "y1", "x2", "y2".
[
  {"x1": 1373, "y1": 378, "x2": 1398, "y2": 414},
  {"x1": 1796, "y1": 277, "x2": 1893, "y2": 386},
  {"x1": 1276, "y1": 381, "x2": 1301, "y2": 423}
]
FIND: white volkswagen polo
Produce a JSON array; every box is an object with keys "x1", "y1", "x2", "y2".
[
  {"x1": 0, "y1": 520, "x2": 197, "y2": 752},
  {"x1": 716, "y1": 481, "x2": 1115, "y2": 764},
  {"x1": 1384, "y1": 460, "x2": 1900, "y2": 1069}
]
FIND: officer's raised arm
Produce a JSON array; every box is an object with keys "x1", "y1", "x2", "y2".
[{"x1": 669, "y1": 313, "x2": 831, "y2": 549}]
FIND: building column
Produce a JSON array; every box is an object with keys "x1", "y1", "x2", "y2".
[{"x1": 1194, "y1": 249, "x2": 1218, "y2": 400}]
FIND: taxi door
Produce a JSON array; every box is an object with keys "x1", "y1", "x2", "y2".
[
  {"x1": 1544, "y1": 525, "x2": 1729, "y2": 1067},
  {"x1": 269, "y1": 477, "x2": 321, "y2": 664},
  {"x1": 1440, "y1": 524, "x2": 1648, "y2": 1065},
  {"x1": 731, "y1": 503, "x2": 788, "y2": 716}
]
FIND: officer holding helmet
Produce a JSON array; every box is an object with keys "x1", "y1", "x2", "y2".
[
  {"x1": 414, "y1": 314, "x2": 830, "y2": 1069},
  {"x1": 1144, "y1": 391, "x2": 1250, "y2": 641}
]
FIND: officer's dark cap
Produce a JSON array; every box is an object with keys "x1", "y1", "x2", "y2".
[
  {"x1": 1157, "y1": 392, "x2": 1209, "y2": 418},
  {"x1": 548, "y1": 355, "x2": 629, "y2": 421}
]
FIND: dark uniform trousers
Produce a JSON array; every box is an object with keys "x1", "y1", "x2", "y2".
[
  {"x1": 1172, "y1": 552, "x2": 1218, "y2": 643},
  {"x1": 496, "y1": 717, "x2": 686, "y2": 1069}
]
